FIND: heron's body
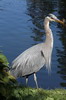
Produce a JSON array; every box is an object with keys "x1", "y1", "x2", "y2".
[
  {"x1": 10, "y1": 14, "x2": 64, "y2": 88},
  {"x1": 11, "y1": 43, "x2": 52, "y2": 77}
]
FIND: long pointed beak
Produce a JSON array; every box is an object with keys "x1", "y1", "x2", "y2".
[{"x1": 55, "y1": 19, "x2": 66, "y2": 27}]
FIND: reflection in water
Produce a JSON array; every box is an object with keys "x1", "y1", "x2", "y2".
[
  {"x1": 26, "y1": 0, "x2": 58, "y2": 43},
  {"x1": 56, "y1": 0, "x2": 66, "y2": 87},
  {"x1": 0, "y1": 0, "x2": 66, "y2": 88}
]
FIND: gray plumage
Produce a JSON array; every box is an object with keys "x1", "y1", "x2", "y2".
[{"x1": 10, "y1": 14, "x2": 64, "y2": 88}]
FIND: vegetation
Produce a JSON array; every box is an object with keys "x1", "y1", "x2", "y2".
[
  {"x1": 0, "y1": 84, "x2": 66, "y2": 100},
  {"x1": 0, "y1": 52, "x2": 66, "y2": 100}
]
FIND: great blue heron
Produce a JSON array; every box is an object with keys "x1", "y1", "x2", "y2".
[{"x1": 10, "y1": 14, "x2": 65, "y2": 88}]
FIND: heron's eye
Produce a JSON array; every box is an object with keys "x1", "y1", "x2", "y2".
[
  {"x1": 50, "y1": 17, "x2": 54, "y2": 20},
  {"x1": 49, "y1": 15, "x2": 54, "y2": 19}
]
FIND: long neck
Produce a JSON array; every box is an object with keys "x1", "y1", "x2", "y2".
[
  {"x1": 44, "y1": 17, "x2": 53, "y2": 72},
  {"x1": 44, "y1": 18, "x2": 53, "y2": 48}
]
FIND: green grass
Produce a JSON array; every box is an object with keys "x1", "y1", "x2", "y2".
[{"x1": 0, "y1": 83, "x2": 66, "y2": 100}]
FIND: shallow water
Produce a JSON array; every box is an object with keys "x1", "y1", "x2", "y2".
[{"x1": 0, "y1": 0, "x2": 66, "y2": 89}]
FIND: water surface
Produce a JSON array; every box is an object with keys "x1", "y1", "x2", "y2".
[{"x1": 0, "y1": 0, "x2": 66, "y2": 89}]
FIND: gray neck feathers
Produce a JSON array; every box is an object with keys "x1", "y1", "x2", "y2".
[
  {"x1": 44, "y1": 17, "x2": 53, "y2": 45},
  {"x1": 44, "y1": 17, "x2": 54, "y2": 72}
]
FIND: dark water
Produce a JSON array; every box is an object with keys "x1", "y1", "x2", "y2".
[{"x1": 0, "y1": 0, "x2": 66, "y2": 89}]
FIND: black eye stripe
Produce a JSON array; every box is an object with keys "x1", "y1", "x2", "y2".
[
  {"x1": 49, "y1": 15, "x2": 54, "y2": 19},
  {"x1": 50, "y1": 16, "x2": 54, "y2": 19}
]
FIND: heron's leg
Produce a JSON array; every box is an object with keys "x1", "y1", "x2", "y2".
[
  {"x1": 34, "y1": 73, "x2": 38, "y2": 88},
  {"x1": 26, "y1": 76, "x2": 28, "y2": 85}
]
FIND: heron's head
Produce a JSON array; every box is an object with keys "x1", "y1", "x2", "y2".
[
  {"x1": 47, "y1": 14, "x2": 59, "y2": 21},
  {"x1": 47, "y1": 14, "x2": 66, "y2": 26}
]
